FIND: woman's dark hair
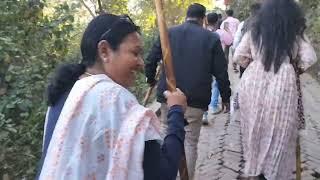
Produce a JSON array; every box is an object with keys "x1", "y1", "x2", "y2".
[
  {"x1": 46, "y1": 63, "x2": 86, "y2": 106},
  {"x1": 250, "y1": 3, "x2": 261, "y2": 16},
  {"x1": 251, "y1": 0, "x2": 306, "y2": 73},
  {"x1": 47, "y1": 13, "x2": 140, "y2": 106},
  {"x1": 242, "y1": 3, "x2": 261, "y2": 34}
]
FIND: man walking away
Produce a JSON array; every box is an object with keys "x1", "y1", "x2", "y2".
[{"x1": 202, "y1": 12, "x2": 233, "y2": 125}]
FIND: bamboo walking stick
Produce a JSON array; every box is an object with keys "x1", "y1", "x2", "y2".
[
  {"x1": 296, "y1": 137, "x2": 301, "y2": 180},
  {"x1": 291, "y1": 58, "x2": 303, "y2": 180},
  {"x1": 154, "y1": 0, "x2": 189, "y2": 179},
  {"x1": 154, "y1": 0, "x2": 176, "y2": 92}
]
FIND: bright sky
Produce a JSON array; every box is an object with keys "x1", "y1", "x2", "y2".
[{"x1": 215, "y1": 0, "x2": 227, "y2": 10}]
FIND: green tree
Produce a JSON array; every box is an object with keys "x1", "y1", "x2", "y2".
[
  {"x1": 131, "y1": 0, "x2": 213, "y2": 29},
  {"x1": 0, "y1": 0, "x2": 81, "y2": 178},
  {"x1": 80, "y1": 0, "x2": 129, "y2": 16},
  {"x1": 229, "y1": 0, "x2": 254, "y2": 20}
]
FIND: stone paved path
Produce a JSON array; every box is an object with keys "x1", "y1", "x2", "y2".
[
  {"x1": 195, "y1": 113, "x2": 243, "y2": 180},
  {"x1": 300, "y1": 74, "x2": 320, "y2": 180},
  {"x1": 194, "y1": 70, "x2": 320, "y2": 180}
]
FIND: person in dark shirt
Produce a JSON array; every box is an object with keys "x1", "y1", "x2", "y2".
[
  {"x1": 37, "y1": 13, "x2": 188, "y2": 180},
  {"x1": 145, "y1": 3, "x2": 231, "y2": 179}
]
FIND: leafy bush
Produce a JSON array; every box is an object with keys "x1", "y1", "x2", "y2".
[
  {"x1": 230, "y1": 0, "x2": 253, "y2": 21},
  {"x1": 0, "y1": 1, "x2": 157, "y2": 178},
  {"x1": 0, "y1": 1, "x2": 79, "y2": 178}
]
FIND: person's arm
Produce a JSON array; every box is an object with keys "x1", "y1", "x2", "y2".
[
  {"x1": 161, "y1": 105, "x2": 186, "y2": 180},
  {"x1": 233, "y1": 32, "x2": 252, "y2": 68},
  {"x1": 145, "y1": 36, "x2": 162, "y2": 86},
  {"x1": 233, "y1": 21, "x2": 244, "y2": 49},
  {"x1": 221, "y1": 30, "x2": 233, "y2": 47},
  {"x1": 220, "y1": 20, "x2": 225, "y2": 30},
  {"x1": 36, "y1": 91, "x2": 70, "y2": 180},
  {"x1": 297, "y1": 35, "x2": 317, "y2": 73},
  {"x1": 211, "y1": 39, "x2": 232, "y2": 104},
  {"x1": 143, "y1": 105, "x2": 186, "y2": 180}
]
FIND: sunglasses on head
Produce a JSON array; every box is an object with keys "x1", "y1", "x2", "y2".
[{"x1": 99, "y1": 15, "x2": 137, "y2": 40}]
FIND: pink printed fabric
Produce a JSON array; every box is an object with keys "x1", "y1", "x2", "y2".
[
  {"x1": 216, "y1": 29, "x2": 233, "y2": 48},
  {"x1": 220, "y1": 17, "x2": 240, "y2": 37},
  {"x1": 39, "y1": 74, "x2": 161, "y2": 180},
  {"x1": 233, "y1": 33, "x2": 317, "y2": 180}
]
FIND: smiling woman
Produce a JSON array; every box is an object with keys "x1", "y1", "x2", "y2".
[{"x1": 37, "y1": 13, "x2": 188, "y2": 180}]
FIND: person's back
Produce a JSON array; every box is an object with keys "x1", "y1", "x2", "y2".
[
  {"x1": 206, "y1": 12, "x2": 233, "y2": 50},
  {"x1": 155, "y1": 21, "x2": 222, "y2": 108},
  {"x1": 146, "y1": 5, "x2": 230, "y2": 110},
  {"x1": 201, "y1": 12, "x2": 233, "y2": 124},
  {"x1": 220, "y1": 9, "x2": 240, "y2": 37}
]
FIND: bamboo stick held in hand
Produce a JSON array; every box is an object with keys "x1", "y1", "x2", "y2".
[
  {"x1": 154, "y1": 0, "x2": 189, "y2": 180},
  {"x1": 154, "y1": 0, "x2": 176, "y2": 92}
]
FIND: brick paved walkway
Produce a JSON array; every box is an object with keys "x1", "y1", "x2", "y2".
[
  {"x1": 195, "y1": 113, "x2": 243, "y2": 180},
  {"x1": 300, "y1": 74, "x2": 320, "y2": 180}
]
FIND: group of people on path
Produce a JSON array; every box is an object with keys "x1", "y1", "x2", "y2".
[{"x1": 37, "y1": 0, "x2": 317, "y2": 179}]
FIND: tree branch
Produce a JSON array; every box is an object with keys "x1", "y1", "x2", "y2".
[
  {"x1": 97, "y1": 0, "x2": 104, "y2": 14},
  {"x1": 89, "y1": 0, "x2": 98, "y2": 14},
  {"x1": 80, "y1": 0, "x2": 96, "y2": 18}
]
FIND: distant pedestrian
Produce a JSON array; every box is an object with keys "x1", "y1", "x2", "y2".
[
  {"x1": 202, "y1": 12, "x2": 233, "y2": 125},
  {"x1": 220, "y1": 9, "x2": 240, "y2": 72}
]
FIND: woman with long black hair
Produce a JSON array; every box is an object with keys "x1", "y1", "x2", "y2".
[{"x1": 234, "y1": 0, "x2": 317, "y2": 179}]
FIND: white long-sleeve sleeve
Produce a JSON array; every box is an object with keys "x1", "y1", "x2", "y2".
[{"x1": 233, "y1": 21, "x2": 244, "y2": 49}]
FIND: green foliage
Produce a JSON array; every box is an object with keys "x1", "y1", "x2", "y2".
[
  {"x1": 131, "y1": 0, "x2": 213, "y2": 28},
  {"x1": 229, "y1": 0, "x2": 254, "y2": 20},
  {"x1": 301, "y1": 0, "x2": 320, "y2": 80},
  {"x1": 0, "y1": 0, "x2": 81, "y2": 178},
  {"x1": 302, "y1": 0, "x2": 320, "y2": 46},
  {"x1": 103, "y1": 0, "x2": 129, "y2": 14}
]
